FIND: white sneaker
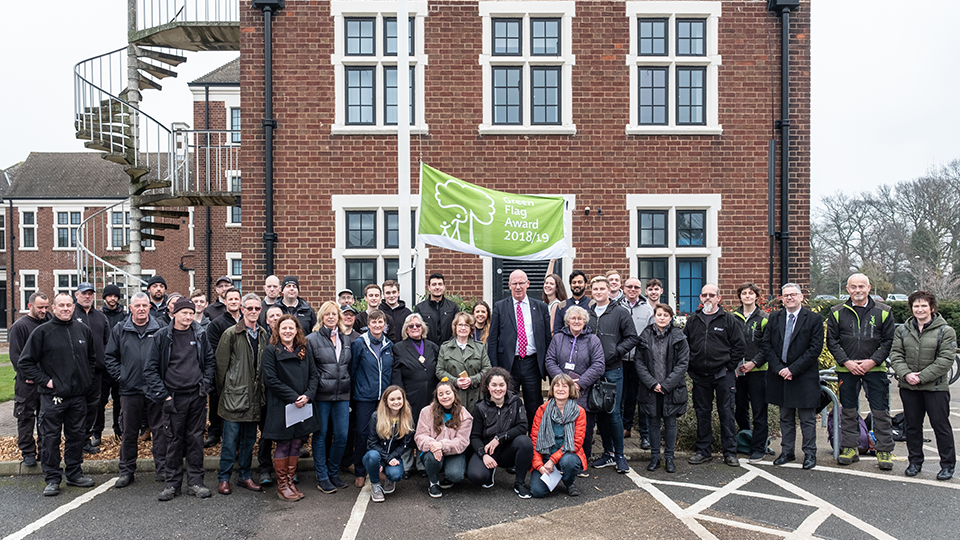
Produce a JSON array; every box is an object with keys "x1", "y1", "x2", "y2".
[{"x1": 371, "y1": 483, "x2": 385, "y2": 502}]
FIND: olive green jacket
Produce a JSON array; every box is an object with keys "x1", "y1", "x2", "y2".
[
  {"x1": 889, "y1": 314, "x2": 957, "y2": 392},
  {"x1": 215, "y1": 321, "x2": 268, "y2": 422}
]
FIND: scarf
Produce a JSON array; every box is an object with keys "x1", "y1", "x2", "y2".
[{"x1": 535, "y1": 398, "x2": 580, "y2": 455}]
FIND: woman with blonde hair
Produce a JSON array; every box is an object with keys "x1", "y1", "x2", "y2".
[
  {"x1": 437, "y1": 312, "x2": 491, "y2": 414},
  {"x1": 305, "y1": 300, "x2": 353, "y2": 493},
  {"x1": 362, "y1": 385, "x2": 415, "y2": 502},
  {"x1": 472, "y1": 301, "x2": 491, "y2": 344}
]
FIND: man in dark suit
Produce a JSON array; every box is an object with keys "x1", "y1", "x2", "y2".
[
  {"x1": 760, "y1": 283, "x2": 824, "y2": 470},
  {"x1": 488, "y1": 269, "x2": 551, "y2": 426}
]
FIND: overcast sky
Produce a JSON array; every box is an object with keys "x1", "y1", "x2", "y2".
[{"x1": 1, "y1": 1, "x2": 957, "y2": 207}]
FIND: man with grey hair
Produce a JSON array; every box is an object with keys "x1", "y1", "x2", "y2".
[
  {"x1": 761, "y1": 283, "x2": 824, "y2": 469},
  {"x1": 214, "y1": 292, "x2": 269, "y2": 494},
  {"x1": 105, "y1": 292, "x2": 165, "y2": 487},
  {"x1": 827, "y1": 273, "x2": 896, "y2": 470},
  {"x1": 683, "y1": 283, "x2": 745, "y2": 467}
]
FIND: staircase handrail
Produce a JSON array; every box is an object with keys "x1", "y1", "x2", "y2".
[
  {"x1": 136, "y1": 0, "x2": 239, "y2": 33},
  {"x1": 75, "y1": 199, "x2": 149, "y2": 295}
]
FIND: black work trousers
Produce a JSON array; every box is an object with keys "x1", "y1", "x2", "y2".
[
  {"x1": 466, "y1": 435, "x2": 534, "y2": 486},
  {"x1": 13, "y1": 377, "x2": 41, "y2": 459},
  {"x1": 690, "y1": 370, "x2": 738, "y2": 457},
  {"x1": 39, "y1": 394, "x2": 87, "y2": 484},
  {"x1": 119, "y1": 394, "x2": 167, "y2": 477},
  {"x1": 901, "y1": 388, "x2": 956, "y2": 468},
  {"x1": 83, "y1": 370, "x2": 102, "y2": 438},
  {"x1": 95, "y1": 375, "x2": 121, "y2": 435},
  {"x1": 164, "y1": 391, "x2": 207, "y2": 488},
  {"x1": 734, "y1": 370, "x2": 769, "y2": 455}
]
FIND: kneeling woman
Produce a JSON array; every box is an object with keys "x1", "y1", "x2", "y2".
[
  {"x1": 261, "y1": 315, "x2": 321, "y2": 501},
  {"x1": 530, "y1": 374, "x2": 587, "y2": 498},
  {"x1": 415, "y1": 379, "x2": 473, "y2": 498},
  {"x1": 363, "y1": 385, "x2": 414, "y2": 502},
  {"x1": 466, "y1": 368, "x2": 533, "y2": 498}
]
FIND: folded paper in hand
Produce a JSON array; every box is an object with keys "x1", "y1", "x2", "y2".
[{"x1": 285, "y1": 402, "x2": 313, "y2": 428}]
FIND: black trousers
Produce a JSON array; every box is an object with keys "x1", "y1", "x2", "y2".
[
  {"x1": 13, "y1": 376, "x2": 41, "y2": 459},
  {"x1": 95, "y1": 375, "x2": 121, "y2": 435},
  {"x1": 779, "y1": 407, "x2": 816, "y2": 457},
  {"x1": 83, "y1": 370, "x2": 102, "y2": 438},
  {"x1": 901, "y1": 388, "x2": 956, "y2": 468},
  {"x1": 734, "y1": 371, "x2": 768, "y2": 455},
  {"x1": 621, "y1": 360, "x2": 648, "y2": 438},
  {"x1": 466, "y1": 435, "x2": 533, "y2": 486},
  {"x1": 208, "y1": 387, "x2": 223, "y2": 437},
  {"x1": 690, "y1": 370, "x2": 738, "y2": 457},
  {"x1": 257, "y1": 404, "x2": 274, "y2": 476},
  {"x1": 39, "y1": 394, "x2": 87, "y2": 484},
  {"x1": 511, "y1": 355, "x2": 543, "y2": 428},
  {"x1": 119, "y1": 394, "x2": 167, "y2": 477},
  {"x1": 164, "y1": 391, "x2": 207, "y2": 488}
]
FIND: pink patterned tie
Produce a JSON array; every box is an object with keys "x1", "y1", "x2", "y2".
[{"x1": 516, "y1": 301, "x2": 527, "y2": 356}]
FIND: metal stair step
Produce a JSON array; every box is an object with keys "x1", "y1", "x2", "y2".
[
  {"x1": 140, "y1": 209, "x2": 190, "y2": 219},
  {"x1": 141, "y1": 221, "x2": 180, "y2": 231},
  {"x1": 137, "y1": 191, "x2": 239, "y2": 208},
  {"x1": 137, "y1": 47, "x2": 187, "y2": 67},
  {"x1": 102, "y1": 153, "x2": 136, "y2": 166},
  {"x1": 138, "y1": 75, "x2": 162, "y2": 92},
  {"x1": 139, "y1": 232, "x2": 165, "y2": 242},
  {"x1": 137, "y1": 60, "x2": 178, "y2": 80},
  {"x1": 85, "y1": 139, "x2": 134, "y2": 154},
  {"x1": 132, "y1": 178, "x2": 171, "y2": 195}
]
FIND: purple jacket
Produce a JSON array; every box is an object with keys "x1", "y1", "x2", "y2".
[{"x1": 544, "y1": 326, "x2": 605, "y2": 411}]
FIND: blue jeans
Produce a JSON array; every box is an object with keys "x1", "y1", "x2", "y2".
[
  {"x1": 218, "y1": 420, "x2": 258, "y2": 482},
  {"x1": 420, "y1": 451, "x2": 466, "y2": 485},
  {"x1": 363, "y1": 449, "x2": 404, "y2": 484},
  {"x1": 530, "y1": 452, "x2": 581, "y2": 498},
  {"x1": 313, "y1": 400, "x2": 350, "y2": 481},
  {"x1": 596, "y1": 367, "x2": 625, "y2": 456}
]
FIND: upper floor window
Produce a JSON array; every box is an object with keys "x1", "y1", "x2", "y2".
[
  {"x1": 19, "y1": 270, "x2": 38, "y2": 312},
  {"x1": 226, "y1": 253, "x2": 242, "y2": 291},
  {"x1": 331, "y1": 2, "x2": 428, "y2": 135},
  {"x1": 19, "y1": 210, "x2": 36, "y2": 250},
  {"x1": 111, "y1": 211, "x2": 130, "y2": 249},
  {"x1": 677, "y1": 210, "x2": 705, "y2": 246},
  {"x1": 626, "y1": 2, "x2": 722, "y2": 135},
  {"x1": 479, "y1": 2, "x2": 577, "y2": 135},
  {"x1": 639, "y1": 210, "x2": 667, "y2": 247},
  {"x1": 55, "y1": 210, "x2": 82, "y2": 250},
  {"x1": 54, "y1": 271, "x2": 80, "y2": 298},
  {"x1": 230, "y1": 108, "x2": 241, "y2": 143},
  {"x1": 229, "y1": 174, "x2": 241, "y2": 225}
]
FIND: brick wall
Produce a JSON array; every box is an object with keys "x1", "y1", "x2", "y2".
[{"x1": 239, "y1": 0, "x2": 812, "y2": 307}]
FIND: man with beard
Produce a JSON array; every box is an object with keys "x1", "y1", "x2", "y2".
[
  {"x1": 72, "y1": 282, "x2": 111, "y2": 454},
  {"x1": 620, "y1": 277, "x2": 654, "y2": 449},
  {"x1": 19, "y1": 293, "x2": 97, "y2": 496},
  {"x1": 100, "y1": 284, "x2": 126, "y2": 441},
  {"x1": 10, "y1": 292, "x2": 51, "y2": 467},
  {"x1": 147, "y1": 276, "x2": 169, "y2": 324},
  {"x1": 380, "y1": 280, "x2": 411, "y2": 343},
  {"x1": 553, "y1": 270, "x2": 590, "y2": 334},
  {"x1": 204, "y1": 276, "x2": 232, "y2": 322}
]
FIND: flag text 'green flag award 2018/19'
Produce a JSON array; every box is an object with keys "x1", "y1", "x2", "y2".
[{"x1": 418, "y1": 164, "x2": 567, "y2": 260}]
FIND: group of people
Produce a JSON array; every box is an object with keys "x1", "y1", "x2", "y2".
[{"x1": 10, "y1": 268, "x2": 956, "y2": 502}]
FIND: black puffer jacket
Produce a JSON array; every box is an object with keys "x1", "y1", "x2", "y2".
[
  {"x1": 469, "y1": 391, "x2": 528, "y2": 456},
  {"x1": 277, "y1": 298, "x2": 317, "y2": 336},
  {"x1": 306, "y1": 326, "x2": 353, "y2": 402},
  {"x1": 586, "y1": 302, "x2": 639, "y2": 371},
  {"x1": 104, "y1": 314, "x2": 162, "y2": 395},
  {"x1": 635, "y1": 323, "x2": 690, "y2": 418},
  {"x1": 18, "y1": 317, "x2": 96, "y2": 397}
]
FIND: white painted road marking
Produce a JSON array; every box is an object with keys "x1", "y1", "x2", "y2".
[
  {"x1": 3, "y1": 477, "x2": 117, "y2": 540},
  {"x1": 340, "y1": 482, "x2": 372, "y2": 540}
]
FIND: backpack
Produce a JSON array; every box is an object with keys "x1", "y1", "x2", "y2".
[
  {"x1": 826, "y1": 406, "x2": 871, "y2": 454},
  {"x1": 891, "y1": 412, "x2": 907, "y2": 442}
]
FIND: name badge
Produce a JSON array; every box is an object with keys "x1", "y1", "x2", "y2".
[{"x1": 564, "y1": 362, "x2": 576, "y2": 370}]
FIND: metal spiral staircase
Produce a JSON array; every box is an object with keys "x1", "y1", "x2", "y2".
[{"x1": 72, "y1": 0, "x2": 239, "y2": 295}]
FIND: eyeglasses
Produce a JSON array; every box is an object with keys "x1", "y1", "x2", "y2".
[
  {"x1": 244, "y1": 306, "x2": 262, "y2": 312},
  {"x1": 700, "y1": 293, "x2": 718, "y2": 298},
  {"x1": 781, "y1": 293, "x2": 801, "y2": 299},
  {"x1": 456, "y1": 323, "x2": 471, "y2": 328},
  {"x1": 624, "y1": 285, "x2": 642, "y2": 289},
  {"x1": 408, "y1": 323, "x2": 422, "y2": 329}
]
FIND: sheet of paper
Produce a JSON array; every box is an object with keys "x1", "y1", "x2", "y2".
[
  {"x1": 285, "y1": 402, "x2": 313, "y2": 428},
  {"x1": 538, "y1": 467, "x2": 563, "y2": 492}
]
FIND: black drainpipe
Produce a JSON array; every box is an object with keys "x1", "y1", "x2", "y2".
[
  {"x1": 253, "y1": 0, "x2": 283, "y2": 276},
  {"x1": 768, "y1": 0, "x2": 797, "y2": 287},
  {"x1": 205, "y1": 84, "x2": 212, "y2": 301},
  {"x1": 8, "y1": 199, "x2": 15, "y2": 320}
]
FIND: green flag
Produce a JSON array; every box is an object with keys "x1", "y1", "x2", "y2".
[{"x1": 418, "y1": 163, "x2": 567, "y2": 260}]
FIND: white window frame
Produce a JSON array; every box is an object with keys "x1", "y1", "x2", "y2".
[
  {"x1": 53, "y1": 270, "x2": 80, "y2": 298},
  {"x1": 332, "y1": 194, "x2": 427, "y2": 300},
  {"x1": 626, "y1": 193, "x2": 721, "y2": 312},
  {"x1": 330, "y1": 1, "x2": 430, "y2": 135},
  {"x1": 226, "y1": 170, "x2": 241, "y2": 227},
  {"x1": 188, "y1": 207, "x2": 196, "y2": 251},
  {"x1": 0, "y1": 208, "x2": 6, "y2": 252},
  {"x1": 18, "y1": 207, "x2": 38, "y2": 251},
  {"x1": 19, "y1": 269, "x2": 39, "y2": 313},
  {"x1": 478, "y1": 1, "x2": 576, "y2": 135},
  {"x1": 226, "y1": 252, "x2": 242, "y2": 291},
  {"x1": 108, "y1": 209, "x2": 131, "y2": 251},
  {"x1": 52, "y1": 206, "x2": 84, "y2": 252},
  {"x1": 625, "y1": 1, "x2": 722, "y2": 135}
]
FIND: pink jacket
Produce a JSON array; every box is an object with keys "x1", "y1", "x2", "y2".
[{"x1": 415, "y1": 406, "x2": 473, "y2": 455}]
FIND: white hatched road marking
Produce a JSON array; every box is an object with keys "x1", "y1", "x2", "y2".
[
  {"x1": 340, "y1": 482, "x2": 372, "y2": 540},
  {"x1": 3, "y1": 477, "x2": 117, "y2": 540},
  {"x1": 628, "y1": 461, "x2": 904, "y2": 540}
]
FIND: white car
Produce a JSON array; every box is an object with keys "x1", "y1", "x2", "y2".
[{"x1": 886, "y1": 294, "x2": 909, "y2": 302}]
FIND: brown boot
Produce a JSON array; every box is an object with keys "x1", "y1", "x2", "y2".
[
  {"x1": 287, "y1": 456, "x2": 305, "y2": 500},
  {"x1": 274, "y1": 458, "x2": 299, "y2": 501}
]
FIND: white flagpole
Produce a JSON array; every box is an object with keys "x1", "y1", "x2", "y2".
[{"x1": 397, "y1": 0, "x2": 413, "y2": 305}]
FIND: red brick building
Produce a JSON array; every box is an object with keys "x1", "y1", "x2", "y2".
[{"x1": 239, "y1": 0, "x2": 811, "y2": 313}]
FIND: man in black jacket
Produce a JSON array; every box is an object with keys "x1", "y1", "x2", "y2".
[
  {"x1": 19, "y1": 293, "x2": 97, "y2": 496},
  {"x1": 760, "y1": 283, "x2": 824, "y2": 470},
  {"x1": 100, "y1": 283, "x2": 126, "y2": 444},
  {"x1": 73, "y1": 282, "x2": 111, "y2": 454},
  {"x1": 553, "y1": 270, "x2": 590, "y2": 334},
  {"x1": 104, "y1": 292, "x2": 165, "y2": 487},
  {"x1": 683, "y1": 284, "x2": 746, "y2": 467},
  {"x1": 381, "y1": 279, "x2": 412, "y2": 343},
  {"x1": 203, "y1": 287, "x2": 243, "y2": 448},
  {"x1": 586, "y1": 276, "x2": 639, "y2": 474},
  {"x1": 9, "y1": 292, "x2": 50, "y2": 467},
  {"x1": 415, "y1": 272, "x2": 459, "y2": 346},
  {"x1": 277, "y1": 275, "x2": 317, "y2": 335},
  {"x1": 144, "y1": 297, "x2": 215, "y2": 501},
  {"x1": 204, "y1": 276, "x2": 232, "y2": 322},
  {"x1": 147, "y1": 275, "x2": 169, "y2": 324}
]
